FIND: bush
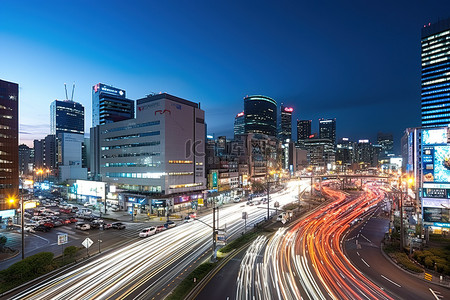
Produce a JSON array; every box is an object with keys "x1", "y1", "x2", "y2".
[
  {"x1": 424, "y1": 256, "x2": 434, "y2": 269},
  {"x1": 0, "y1": 252, "x2": 54, "y2": 288},
  {"x1": 394, "y1": 253, "x2": 423, "y2": 273},
  {"x1": 0, "y1": 235, "x2": 6, "y2": 250},
  {"x1": 64, "y1": 246, "x2": 78, "y2": 258}
]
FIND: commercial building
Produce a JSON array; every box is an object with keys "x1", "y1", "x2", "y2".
[
  {"x1": 33, "y1": 135, "x2": 57, "y2": 171},
  {"x1": 244, "y1": 95, "x2": 277, "y2": 137},
  {"x1": 304, "y1": 138, "x2": 335, "y2": 170},
  {"x1": 91, "y1": 93, "x2": 206, "y2": 213},
  {"x1": 335, "y1": 138, "x2": 355, "y2": 171},
  {"x1": 50, "y1": 100, "x2": 84, "y2": 135},
  {"x1": 0, "y1": 79, "x2": 18, "y2": 211},
  {"x1": 319, "y1": 118, "x2": 336, "y2": 145},
  {"x1": 92, "y1": 83, "x2": 134, "y2": 127},
  {"x1": 421, "y1": 18, "x2": 450, "y2": 127},
  {"x1": 296, "y1": 119, "x2": 312, "y2": 149},
  {"x1": 234, "y1": 111, "x2": 245, "y2": 137},
  {"x1": 19, "y1": 144, "x2": 34, "y2": 175},
  {"x1": 279, "y1": 105, "x2": 293, "y2": 143},
  {"x1": 377, "y1": 132, "x2": 394, "y2": 163}
]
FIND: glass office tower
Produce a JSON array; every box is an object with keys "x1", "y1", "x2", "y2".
[
  {"x1": 421, "y1": 18, "x2": 450, "y2": 127},
  {"x1": 50, "y1": 100, "x2": 85, "y2": 135},
  {"x1": 279, "y1": 105, "x2": 293, "y2": 143},
  {"x1": 244, "y1": 95, "x2": 277, "y2": 137},
  {"x1": 92, "y1": 83, "x2": 134, "y2": 127}
]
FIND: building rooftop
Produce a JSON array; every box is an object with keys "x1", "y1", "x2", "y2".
[{"x1": 137, "y1": 93, "x2": 199, "y2": 109}]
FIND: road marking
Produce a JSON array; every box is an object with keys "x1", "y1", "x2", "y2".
[
  {"x1": 360, "y1": 234, "x2": 372, "y2": 243},
  {"x1": 381, "y1": 275, "x2": 401, "y2": 288},
  {"x1": 361, "y1": 258, "x2": 370, "y2": 268},
  {"x1": 357, "y1": 252, "x2": 360, "y2": 256},
  {"x1": 429, "y1": 288, "x2": 442, "y2": 300}
]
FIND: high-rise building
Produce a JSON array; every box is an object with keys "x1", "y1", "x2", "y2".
[
  {"x1": 319, "y1": 118, "x2": 336, "y2": 144},
  {"x1": 335, "y1": 138, "x2": 355, "y2": 169},
  {"x1": 297, "y1": 120, "x2": 312, "y2": 142},
  {"x1": 234, "y1": 111, "x2": 245, "y2": 137},
  {"x1": 50, "y1": 100, "x2": 84, "y2": 135},
  {"x1": 377, "y1": 132, "x2": 394, "y2": 161},
  {"x1": 421, "y1": 18, "x2": 450, "y2": 127},
  {"x1": 244, "y1": 95, "x2": 277, "y2": 137},
  {"x1": 33, "y1": 135, "x2": 57, "y2": 170},
  {"x1": 91, "y1": 93, "x2": 206, "y2": 200},
  {"x1": 19, "y1": 144, "x2": 34, "y2": 175},
  {"x1": 304, "y1": 138, "x2": 335, "y2": 169},
  {"x1": 0, "y1": 79, "x2": 18, "y2": 210},
  {"x1": 92, "y1": 83, "x2": 134, "y2": 127},
  {"x1": 279, "y1": 105, "x2": 293, "y2": 143}
]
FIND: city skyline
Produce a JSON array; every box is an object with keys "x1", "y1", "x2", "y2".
[{"x1": 2, "y1": 1, "x2": 450, "y2": 148}]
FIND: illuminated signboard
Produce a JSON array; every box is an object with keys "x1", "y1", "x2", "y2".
[
  {"x1": 93, "y1": 83, "x2": 125, "y2": 97},
  {"x1": 212, "y1": 171, "x2": 218, "y2": 189},
  {"x1": 236, "y1": 112, "x2": 244, "y2": 117},
  {"x1": 422, "y1": 128, "x2": 448, "y2": 145},
  {"x1": 422, "y1": 145, "x2": 450, "y2": 183},
  {"x1": 284, "y1": 107, "x2": 294, "y2": 113},
  {"x1": 74, "y1": 180, "x2": 106, "y2": 200}
]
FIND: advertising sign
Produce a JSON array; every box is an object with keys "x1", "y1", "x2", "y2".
[
  {"x1": 212, "y1": 171, "x2": 218, "y2": 189},
  {"x1": 57, "y1": 234, "x2": 68, "y2": 245},
  {"x1": 422, "y1": 128, "x2": 447, "y2": 145},
  {"x1": 75, "y1": 180, "x2": 106, "y2": 200}
]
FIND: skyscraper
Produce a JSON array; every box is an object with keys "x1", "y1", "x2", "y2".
[
  {"x1": 297, "y1": 120, "x2": 312, "y2": 142},
  {"x1": 319, "y1": 118, "x2": 336, "y2": 144},
  {"x1": 244, "y1": 95, "x2": 277, "y2": 137},
  {"x1": 279, "y1": 105, "x2": 293, "y2": 143},
  {"x1": 234, "y1": 111, "x2": 245, "y2": 137},
  {"x1": 0, "y1": 79, "x2": 18, "y2": 210},
  {"x1": 50, "y1": 100, "x2": 85, "y2": 135},
  {"x1": 92, "y1": 83, "x2": 134, "y2": 127},
  {"x1": 377, "y1": 132, "x2": 394, "y2": 160},
  {"x1": 421, "y1": 18, "x2": 450, "y2": 127}
]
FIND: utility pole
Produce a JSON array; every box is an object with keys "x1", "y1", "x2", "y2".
[
  {"x1": 399, "y1": 176, "x2": 404, "y2": 250},
  {"x1": 21, "y1": 187, "x2": 24, "y2": 260},
  {"x1": 267, "y1": 177, "x2": 270, "y2": 220},
  {"x1": 212, "y1": 201, "x2": 217, "y2": 262}
]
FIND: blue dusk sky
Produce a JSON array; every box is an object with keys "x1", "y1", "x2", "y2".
[{"x1": 1, "y1": 1, "x2": 450, "y2": 151}]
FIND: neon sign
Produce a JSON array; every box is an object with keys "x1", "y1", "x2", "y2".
[
  {"x1": 236, "y1": 112, "x2": 244, "y2": 117},
  {"x1": 284, "y1": 107, "x2": 294, "y2": 112}
]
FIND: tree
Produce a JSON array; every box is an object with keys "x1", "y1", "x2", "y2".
[
  {"x1": 0, "y1": 236, "x2": 6, "y2": 251},
  {"x1": 251, "y1": 181, "x2": 265, "y2": 193}
]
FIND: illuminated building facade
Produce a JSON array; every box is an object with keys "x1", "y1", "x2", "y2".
[
  {"x1": 421, "y1": 18, "x2": 450, "y2": 127},
  {"x1": 92, "y1": 83, "x2": 134, "y2": 127},
  {"x1": 0, "y1": 79, "x2": 18, "y2": 210},
  {"x1": 91, "y1": 93, "x2": 206, "y2": 197},
  {"x1": 319, "y1": 118, "x2": 336, "y2": 145},
  {"x1": 234, "y1": 111, "x2": 245, "y2": 137},
  {"x1": 50, "y1": 100, "x2": 84, "y2": 135},
  {"x1": 244, "y1": 95, "x2": 277, "y2": 137},
  {"x1": 279, "y1": 105, "x2": 293, "y2": 143}
]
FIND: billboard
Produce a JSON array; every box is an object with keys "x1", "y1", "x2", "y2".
[
  {"x1": 422, "y1": 145, "x2": 450, "y2": 183},
  {"x1": 74, "y1": 180, "x2": 106, "y2": 200},
  {"x1": 422, "y1": 128, "x2": 448, "y2": 145}
]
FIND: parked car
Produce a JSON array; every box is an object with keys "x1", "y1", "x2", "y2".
[
  {"x1": 75, "y1": 223, "x2": 91, "y2": 230},
  {"x1": 233, "y1": 197, "x2": 241, "y2": 203},
  {"x1": 111, "y1": 205, "x2": 120, "y2": 212},
  {"x1": 43, "y1": 221, "x2": 54, "y2": 228},
  {"x1": 139, "y1": 227, "x2": 157, "y2": 237},
  {"x1": 53, "y1": 220, "x2": 63, "y2": 227},
  {"x1": 69, "y1": 217, "x2": 78, "y2": 223},
  {"x1": 103, "y1": 223, "x2": 113, "y2": 230},
  {"x1": 164, "y1": 221, "x2": 176, "y2": 229},
  {"x1": 34, "y1": 224, "x2": 51, "y2": 232},
  {"x1": 62, "y1": 219, "x2": 71, "y2": 225},
  {"x1": 111, "y1": 222, "x2": 126, "y2": 230},
  {"x1": 156, "y1": 225, "x2": 166, "y2": 233},
  {"x1": 23, "y1": 225, "x2": 35, "y2": 233}
]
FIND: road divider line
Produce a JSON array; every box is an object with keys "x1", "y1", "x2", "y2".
[
  {"x1": 361, "y1": 258, "x2": 370, "y2": 268},
  {"x1": 381, "y1": 275, "x2": 401, "y2": 288}
]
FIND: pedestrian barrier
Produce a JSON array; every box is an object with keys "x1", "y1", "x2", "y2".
[{"x1": 424, "y1": 273, "x2": 432, "y2": 281}]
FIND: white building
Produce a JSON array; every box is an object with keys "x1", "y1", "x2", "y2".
[
  {"x1": 91, "y1": 93, "x2": 206, "y2": 210},
  {"x1": 58, "y1": 133, "x2": 87, "y2": 181}
]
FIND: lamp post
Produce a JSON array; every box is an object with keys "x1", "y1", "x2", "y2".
[{"x1": 20, "y1": 192, "x2": 24, "y2": 260}]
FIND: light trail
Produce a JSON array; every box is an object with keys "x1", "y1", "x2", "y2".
[{"x1": 9, "y1": 180, "x2": 307, "y2": 300}]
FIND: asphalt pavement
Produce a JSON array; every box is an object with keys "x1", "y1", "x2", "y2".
[{"x1": 345, "y1": 206, "x2": 450, "y2": 300}]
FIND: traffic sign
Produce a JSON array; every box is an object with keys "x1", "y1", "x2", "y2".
[
  {"x1": 82, "y1": 238, "x2": 94, "y2": 249},
  {"x1": 424, "y1": 273, "x2": 432, "y2": 281},
  {"x1": 57, "y1": 233, "x2": 68, "y2": 245}
]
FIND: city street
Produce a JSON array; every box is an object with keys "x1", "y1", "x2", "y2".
[{"x1": 3, "y1": 180, "x2": 306, "y2": 299}]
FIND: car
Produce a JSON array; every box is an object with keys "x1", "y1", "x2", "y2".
[
  {"x1": 34, "y1": 224, "x2": 51, "y2": 232},
  {"x1": 156, "y1": 225, "x2": 166, "y2": 233},
  {"x1": 103, "y1": 223, "x2": 113, "y2": 230},
  {"x1": 61, "y1": 219, "x2": 71, "y2": 225},
  {"x1": 53, "y1": 220, "x2": 63, "y2": 227},
  {"x1": 139, "y1": 227, "x2": 157, "y2": 237},
  {"x1": 164, "y1": 221, "x2": 176, "y2": 229},
  {"x1": 75, "y1": 223, "x2": 91, "y2": 230},
  {"x1": 111, "y1": 205, "x2": 120, "y2": 212},
  {"x1": 184, "y1": 216, "x2": 194, "y2": 223},
  {"x1": 69, "y1": 217, "x2": 78, "y2": 223},
  {"x1": 111, "y1": 222, "x2": 126, "y2": 230},
  {"x1": 233, "y1": 197, "x2": 241, "y2": 203},
  {"x1": 23, "y1": 225, "x2": 35, "y2": 233},
  {"x1": 43, "y1": 221, "x2": 54, "y2": 228}
]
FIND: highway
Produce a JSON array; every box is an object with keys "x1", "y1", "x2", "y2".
[
  {"x1": 238, "y1": 183, "x2": 395, "y2": 299},
  {"x1": 6, "y1": 180, "x2": 307, "y2": 300},
  {"x1": 235, "y1": 183, "x2": 450, "y2": 300}
]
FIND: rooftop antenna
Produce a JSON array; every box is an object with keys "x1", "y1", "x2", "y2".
[
  {"x1": 71, "y1": 82, "x2": 75, "y2": 101},
  {"x1": 64, "y1": 83, "x2": 69, "y2": 100}
]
